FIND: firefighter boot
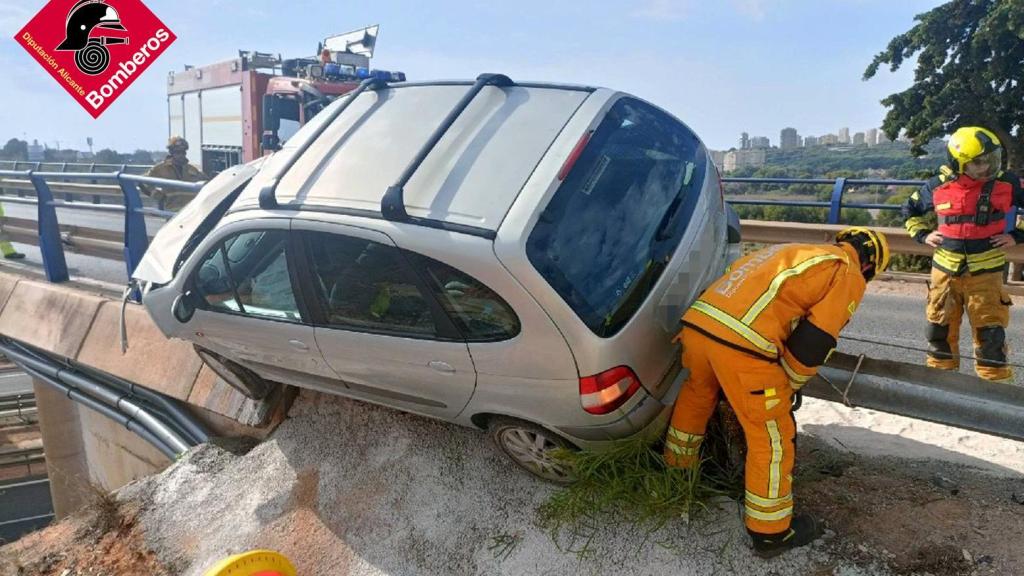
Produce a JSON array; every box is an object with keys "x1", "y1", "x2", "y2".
[{"x1": 748, "y1": 513, "x2": 822, "y2": 558}]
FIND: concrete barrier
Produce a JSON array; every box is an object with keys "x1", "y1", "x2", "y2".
[
  {"x1": 77, "y1": 302, "x2": 204, "y2": 401},
  {"x1": 0, "y1": 280, "x2": 104, "y2": 358}
]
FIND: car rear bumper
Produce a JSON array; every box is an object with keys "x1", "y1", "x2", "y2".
[{"x1": 555, "y1": 358, "x2": 687, "y2": 450}]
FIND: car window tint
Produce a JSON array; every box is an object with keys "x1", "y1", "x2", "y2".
[
  {"x1": 194, "y1": 230, "x2": 302, "y2": 322},
  {"x1": 417, "y1": 257, "x2": 520, "y2": 341},
  {"x1": 305, "y1": 232, "x2": 436, "y2": 336}
]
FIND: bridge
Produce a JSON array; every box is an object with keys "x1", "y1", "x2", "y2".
[{"x1": 0, "y1": 161, "x2": 1022, "y2": 542}]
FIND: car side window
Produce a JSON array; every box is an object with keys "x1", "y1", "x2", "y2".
[
  {"x1": 304, "y1": 231, "x2": 437, "y2": 337},
  {"x1": 413, "y1": 256, "x2": 520, "y2": 341},
  {"x1": 193, "y1": 230, "x2": 302, "y2": 322}
]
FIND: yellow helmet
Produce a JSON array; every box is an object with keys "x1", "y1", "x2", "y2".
[
  {"x1": 167, "y1": 136, "x2": 189, "y2": 152},
  {"x1": 947, "y1": 126, "x2": 1002, "y2": 179},
  {"x1": 835, "y1": 227, "x2": 890, "y2": 281}
]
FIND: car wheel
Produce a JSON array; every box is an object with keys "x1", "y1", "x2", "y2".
[
  {"x1": 194, "y1": 347, "x2": 273, "y2": 400},
  {"x1": 488, "y1": 417, "x2": 577, "y2": 485}
]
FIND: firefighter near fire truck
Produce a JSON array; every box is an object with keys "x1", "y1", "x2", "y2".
[
  {"x1": 663, "y1": 227, "x2": 890, "y2": 558},
  {"x1": 902, "y1": 126, "x2": 1024, "y2": 382}
]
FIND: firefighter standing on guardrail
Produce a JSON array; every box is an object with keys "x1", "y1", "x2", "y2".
[
  {"x1": 0, "y1": 202, "x2": 24, "y2": 260},
  {"x1": 663, "y1": 227, "x2": 889, "y2": 558},
  {"x1": 141, "y1": 136, "x2": 207, "y2": 211},
  {"x1": 902, "y1": 126, "x2": 1024, "y2": 382}
]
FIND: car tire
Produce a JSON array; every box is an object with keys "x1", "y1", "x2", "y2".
[
  {"x1": 488, "y1": 416, "x2": 577, "y2": 485},
  {"x1": 194, "y1": 346, "x2": 273, "y2": 400}
]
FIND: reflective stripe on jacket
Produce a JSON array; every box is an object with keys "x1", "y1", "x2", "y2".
[{"x1": 680, "y1": 243, "x2": 866, "y2": 387}]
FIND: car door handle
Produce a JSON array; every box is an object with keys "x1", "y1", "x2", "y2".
[
  {"x1": 288, "y1": 339, "x2": 309, "y2": 351},
  {"x1": 428, "y1": 361, "x2": 456, "y2": 374}
]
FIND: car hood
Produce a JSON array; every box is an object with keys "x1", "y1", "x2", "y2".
[{"x1": 132, "y1": 157, "x2": 266, "y2": 285}]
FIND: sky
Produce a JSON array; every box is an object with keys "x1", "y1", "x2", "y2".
[{"x1": 1, "y1": 0, "x2": 945, "y2": 153}]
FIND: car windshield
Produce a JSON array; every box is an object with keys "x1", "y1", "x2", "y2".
[{"x1": 526, "y1": 97, "x2": 707, "y2": 337}]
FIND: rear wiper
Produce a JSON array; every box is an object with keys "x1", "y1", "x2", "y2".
[{"x1": 653, "y1": 162, "x2": 696, "y2": 242}]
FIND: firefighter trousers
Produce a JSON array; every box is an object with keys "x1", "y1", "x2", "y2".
[
  {"x1": 925, "y1": 267, "x2": 1012, "y2": 382},
  {"x1": 664, "y1": 328, "x2": 796, "y2": 534}
]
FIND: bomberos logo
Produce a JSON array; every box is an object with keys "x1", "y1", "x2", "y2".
[{"x1": 15, "y1": 0, "x2": 176, "y2": 118}]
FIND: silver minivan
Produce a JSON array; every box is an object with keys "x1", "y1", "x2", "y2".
[{"x1": 133, "y1": 74, "x2": 740, "y2": 482}]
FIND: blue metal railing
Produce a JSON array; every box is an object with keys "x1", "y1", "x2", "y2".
[
  {"x1": 0, "y1": 169, "x2": 203, "y2": 283},
  {"x1": 722, "y1": 176, "x2": 1018, "y2": 232}
]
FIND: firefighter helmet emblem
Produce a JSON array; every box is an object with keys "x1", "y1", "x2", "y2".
[{"x1": 55, "y1": 0, "x2": 129, "y2": 75}]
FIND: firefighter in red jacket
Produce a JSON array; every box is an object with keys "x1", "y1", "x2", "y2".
[
  {"x1": 903, "y1": 127, "x2": 1023, "y2": 382},
  {"x1": 664, "y1": 227, "x2": 890, "y2": 558}
]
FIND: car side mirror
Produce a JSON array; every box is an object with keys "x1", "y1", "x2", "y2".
[{"x1": 172, "y1": 290, "x2": 197, "y2": 323}]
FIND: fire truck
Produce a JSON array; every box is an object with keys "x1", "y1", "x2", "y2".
[{"x1": 166, "y1": 25, "x2": 405, "y2": 174}]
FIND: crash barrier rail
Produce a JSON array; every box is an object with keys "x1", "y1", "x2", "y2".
[
  {"x1": 0, "y1": 161, "x2": 152, "y2": 204},
  {"x1": 0, "y1": 339, "x2": 209, "y2": 460},
  {"x1": 0, "y1": 392, "x2": 37, "y2": 425},
  {"x1": 0, "y1": 447, "x2": 45, "y2": 473},
  {"x1": 722, "y1": 176, "x2": 1020, "y2": 229},
  {"x1": 0, "y1": 168, "x2": 203, "y2": 283}
]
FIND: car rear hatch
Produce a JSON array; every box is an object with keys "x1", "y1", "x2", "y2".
[{"x1": 521, "y1": 95, "x2": 729, "y2": 409}]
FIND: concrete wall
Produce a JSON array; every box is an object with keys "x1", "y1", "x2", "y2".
[{"x1": 0, "y1": 272, "x2": 293, "y2": 517}]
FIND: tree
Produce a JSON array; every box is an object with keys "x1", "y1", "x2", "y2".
[
  {"x1": 864, "y1": 1, "x2": 1024, "y2": 169},
  {"x1": 1, "y1": 138, "x2": 28, "y2": 161},
  {"x1": 130, "y1": 149, "x2": 154, "y2": 164},
  {"x1": 94, "y1": 149, "x2": 125, "y2": 164}
]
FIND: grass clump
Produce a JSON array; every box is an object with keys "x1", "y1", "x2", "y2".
[{"x1": 538, "y1": 409, "x2": 745, "y2": 549}]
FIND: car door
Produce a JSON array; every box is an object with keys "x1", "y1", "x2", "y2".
[
  {"x1": 185, "y1": 222, "x2": 341, "y2": 391},
  {"x1": 292, "y1": 220, "x2": 477, "y2": 419}
]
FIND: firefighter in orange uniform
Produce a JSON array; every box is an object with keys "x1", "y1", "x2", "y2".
[
  {"x1": 664, "y1": 227, "x2": 889, "y2": 558},
  {"x1": 903, "y1": 126, "x2": 1022, "y2": 382}
]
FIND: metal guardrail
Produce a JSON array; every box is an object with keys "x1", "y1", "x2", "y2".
[
  {"x1": 0, "y1": 168, "x2": 203, "y2": 283},
  {"x1": 723, "y1": 176, "x2": 1020, "y2": 231}
]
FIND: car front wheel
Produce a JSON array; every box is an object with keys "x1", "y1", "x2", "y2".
[{"x1": 488, "y1": 417, "x2": 576, "y2": 485}]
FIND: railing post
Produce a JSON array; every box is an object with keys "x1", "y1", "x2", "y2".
[
  {"x1": 828, "y1": 177, "x2": 847, "y2": 224},
  {"x1": 89, "y1": 163, "x2": 102, "y2": 204},
  {"x1": 60, "y1": 162, "x2": 76, "y2": 203},
  {"x1": 28, "y1": 171, "x2": 69, "y2": 283},
  {"x1": 117, "y1": 173, "x2": 149, "y2": 278}
]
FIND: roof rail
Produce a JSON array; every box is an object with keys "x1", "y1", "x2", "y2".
[
  {"x1": 259, "y1": 76, "x2": 389, "y2": 210},
  {"x1": 381, "y1": 73, "x2": 514, "y2": 222}
]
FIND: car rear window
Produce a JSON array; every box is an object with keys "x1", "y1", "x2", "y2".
[{"x1": 526, "y1": 97, "x2": 707, "y2": 337}]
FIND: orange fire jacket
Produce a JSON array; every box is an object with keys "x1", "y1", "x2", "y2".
[{"x1": 680, "y1": 242, "x2": 866, "y2": 388}]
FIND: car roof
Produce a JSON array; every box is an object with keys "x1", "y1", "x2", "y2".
[{"x1": 235, "y1": 81, "x2": 597, "y2": 235}]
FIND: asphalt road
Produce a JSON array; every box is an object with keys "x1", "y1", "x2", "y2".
[
  {"x1": 0, "y1": 203, "x2": 170, "y2": 287},
  {"x1": 840, "y1": 290, "x2": 1024, "y2": 385},
  {"x1": 0, "y1": 371, "x2": 32, "y2": 396}
]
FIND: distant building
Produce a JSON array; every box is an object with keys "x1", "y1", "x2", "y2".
[
  {"x1": 853, "y1": 132, "x2": 866, "y2": 145},
  {"x1": 838, "y1": 127, "x2": 850, "y2": 144},
  {"x1": 865, "y1": 128, "x2": 878, "y2": 146},
  {"x1": 820, "y1": 134, "x2": 839, "y2": 145},
  {"x1": 740, "y1": 132, "x2": 750, "y2": 150},
  {"x1": 750, "y1": 136, "x2": 770, "y2": 148},
  {"x1": 723, "y1": 148, "x2": 766, "y2": 172},
  {"x1": 780, "y1": 127, "x2": 800, "y2": 150},
  {"x1": 27, "y1": 140, "x2": 44, "y2": 162},
  {"x1": 710, "y1": 150, "x2": 727, "y2": 169},
  {"x1": 803, "y1": 135, "x2": 819, "y2": 147}
]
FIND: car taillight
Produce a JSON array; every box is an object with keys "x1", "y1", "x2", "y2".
[
  {"x1": 579, "y1": 366, "x2": 642, "y2": 415},
  {"x1": 557, "y1": 130, "x2": 593, "y2": 181}
]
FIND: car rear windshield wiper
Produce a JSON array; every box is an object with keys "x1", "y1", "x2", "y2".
[{"x1": 653, "y1": 161, "x2": 697, "y2": 243}]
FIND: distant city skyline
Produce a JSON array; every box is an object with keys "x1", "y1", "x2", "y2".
[{"x1": 2, "y1": 0, "x2": 943, "y2": 152}]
